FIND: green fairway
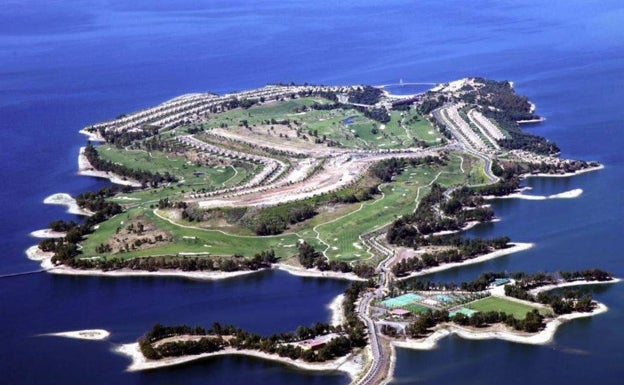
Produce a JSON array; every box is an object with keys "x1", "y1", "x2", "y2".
[
  {"x1": 80, "y1": 150, "x2": 480, "y2": 263},
  {"x1": 314, "y1": 155, "x2": 470, "y2": 261},
  {"x1": 201, "y1": 97, "x2": 438, "y2": 151},
  {"x1": 466, "y1": 296, "x2": 547, "y2": 320},
  {"x1": 96, "y1": 145, "x2": 259, "y2": 204},
  {"x1": 79, "y1": 207, "x2": 303, "y2": 260}
]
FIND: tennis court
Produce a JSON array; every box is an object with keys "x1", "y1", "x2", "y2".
[
  {"x1": 435, "y1": 294, "x2": 453, "y2": 303},
  {"x1": 381, "y1": 293, "x2": 423, "y2": 308}
]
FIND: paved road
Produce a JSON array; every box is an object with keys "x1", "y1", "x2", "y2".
[
  {"x1": 432, "y1": 107, "x2": 498, "y2": 183},
  {"x1": 354, "y1": 235, "x2": 394, "y2": 385}
]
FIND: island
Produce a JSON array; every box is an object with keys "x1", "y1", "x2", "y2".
[{"x1": 29, "y1": 78, "x2": 615, "y2": 384}]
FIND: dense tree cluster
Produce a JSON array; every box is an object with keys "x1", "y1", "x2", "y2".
[
  {"x1": 253, "y1": 204, "x2": 317, "y2": 236},
  {"x1": 417, "y1": 94, "x2": 447, "y2": 114},
  {"x1": 97, "y1": 126, "x2": 159, "y2": 148},
  {"x1": 370, "y1": 156, "x2": 446, "y2": 183},
  {"x1": 362, "y1": 107, "x2": 391, "y2": 123},
  {"x1": 386, "y1": 183, "x2": 499, "y2": 252},
  {"x1": 347, "y1": 86, "x2": 383, "y2": 105}
]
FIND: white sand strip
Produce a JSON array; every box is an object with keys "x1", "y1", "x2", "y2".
[
  {"x1": 41, "y1": 329, "x2": 110, "y2": 341},
  {"x1": 25, "y1": 245, "x2": 54, "y2": 261},
  {"x1": 484, "y1": 188, "x2": 582, "y2": 201},
  {"x1": 328, "y1": 294, "x2": 346, "y2": 326},
  {"x1": 398, "y1": 242, "x2": 533, "y2": 279},
  {"x1": 115, "y1": 343, "x2": 363, "y2": 378},
  {"x1": 529, "y1": 278, "x2": 621, "y2": 295},
  {"x1": 276, "y1": 264, "x2": 366, "y2": 281},
  {"x1": 30, "y1": 229, "x2": 66, "y2": 238},
  {"x1": 79, "y1": 128, "x2": 105, "y2": 142},
  {"x1": 43, "y1": 193, "x2": 94, "y2": 216},
  {"x1": 78, "y1": 147, "x2": 142, "y2": 187}
]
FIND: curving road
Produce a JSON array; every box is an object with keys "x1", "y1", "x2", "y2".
[
  {"x1": 354, "y1": 234, "x2": 394, "y2": 385},
  {"x1": 432, "y1": 107, "x2": 498, "y2": 183}
]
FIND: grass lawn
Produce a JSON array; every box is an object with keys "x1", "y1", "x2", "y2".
[
  {"x1": 96, "y1": 145, "x2": 259, "y2": 204},
  {"x1": 466, "y1": 296, "x2": 548, "y2": 320},
  {"x1": 79, "y1": 207, "x2": 302, "y2": 260},
  {"x1": 200, "y1": 98, "x2": 439, "y2": 151},
  {"x1": 315, "y1": 155, "x2": 470, "y2": 261},
  {"x1": 402, "y1": 303, "x2": 433, "y2": 314},
  {"x1": 81, "y1": 146, "x2": 483, "y2": 264}
]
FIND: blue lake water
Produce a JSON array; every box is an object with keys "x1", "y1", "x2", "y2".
[{"x1": 1, "y1": 1, "x2": 623, "y2": 384}]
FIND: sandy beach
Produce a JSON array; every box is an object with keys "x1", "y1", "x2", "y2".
[
  {"x1": 398, "y1": 242, "x2": 533, "y2": 280},
  {"x1": 328, "y1": 294, "x2": 346, "y2": 326},
  {"x1": 484, "y1": 188, "x2": 583, "y2": 201},
  {"x1": 78, "y1": 146, "x2": 142, "y2": 187},
  {"x1": 115, "y1": 342, "x2": 363, "y2": 377},
  {"x1": 41, "y1": 329, "x2": 110, "y2": 341},
  {"x1": 79, "y1": 128, "x2": 105, "y2": 142},
  {"x1": 30, "y1": 228, "x2": 66, "y2": 239},
  {"x1": 43, "y1": 193, "x2": 94, "y2": 216},
  {"x1": 276, "y1": 264, "x2": 366, "y2": 281},
  {"x1": 529, "y1": 278, "x2": 621, "y2": 295}
]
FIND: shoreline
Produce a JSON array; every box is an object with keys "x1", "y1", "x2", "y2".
[
  {"x1": 397, "y1": 242, "x2": 533, "y2": 280},
  {"x1": 30, "y1": 228, "x2": 67, "y2": 239},
  {"x1": 393, "y1": 302, "x2": 609, "y2": 350},
  {"x1": 275, "y1": 263, "x2": 366, "y2": 281},
  {"x1": 517, "y1": 118, "x2": 545, "y2": 124},
  {"x1": 26, "y1": 249, "x2": 366, "y2": 282},
  {"x1": 328, "y1": 294, "x2": 346, "y2": 326},
  {"x1": 43, "y1": 193, "x2": 93, "y2": 216},
  {"x1": 36, "y1": 254, "x2": 265, "y2": 280},
  {"x1": 40, "y1": 329, "x2": 110, "y2": 341},
  {"x1": 529, "y1": 278, "x2": 621, "y2": 295},
  {"x1": 114, "y1": 342, "x2": 363, "y2": 378},
  {"x1": 78, "y1": 146, "x2": 142, "y2": 187},
  {"x1": 484, "y1": 188, "x2": 583, "y2": 201},
  {"x1": 79, "y1": 128, "x2": 105, "y2": 142},
  {"x1": 521, "y1": 164, "x2": 604, "y2": 179}
]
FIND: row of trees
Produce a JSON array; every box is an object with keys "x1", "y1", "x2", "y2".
[
  {"x1": 84, "y1": 143, "x2": 177, "y2": 187},
  {"x1": 139, "y1": 279, "x2": 375, "y2": 362},
  {"x1": 390, "y1": 239, "x2": 509, "y2": 277},
  {"x1": 390, "y1": 271, "x2": 510, "y2": 293},
  {"x1": 504, "y1": 284, "x2": 595, "y2": 315},
  {"x1": 66, "y1": 250, "x2": 278, "y2": 272},
  {"x1": 393, "y1": 307, "x2": 546, "y2": 339}
]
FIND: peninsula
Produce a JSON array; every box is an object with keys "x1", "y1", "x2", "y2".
[{"x1": 29, "y1": 78, "x2": 613, "y2": 384}]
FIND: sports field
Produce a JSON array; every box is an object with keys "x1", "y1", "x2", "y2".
[{"x1": 466, "y1": 297, "x2": 546, "y2": 320}]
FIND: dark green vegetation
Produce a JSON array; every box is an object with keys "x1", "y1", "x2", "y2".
[
  {"x1": 386, "y1": 183, "x2": 511, "y2": 276},
  {"x1": 460, "y1": 79, "x2": 558, "y2": 155},
  {"x1": 502, "y1": 269, "x2": 613, "y2": 315}
]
